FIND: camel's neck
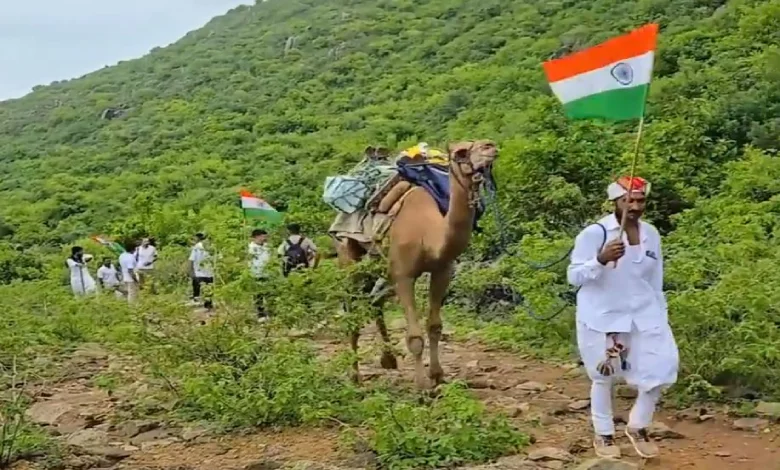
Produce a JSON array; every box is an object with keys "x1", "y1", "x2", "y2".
[{"x1": 435, "y1": 165, "x2": 477, "y2": 261}]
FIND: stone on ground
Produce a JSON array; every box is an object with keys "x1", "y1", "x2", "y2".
[
  {"x1": 732, "y1": 417, "x2": 769, "y2": 432},
  {"x1": 527, "y1": 447, "x2": 573, "y2": 462},
  {"x1": 67, "y1": 429, "x2": 109, "y2": 448},
  {"x1": 755, "y1": 401, "x2": 780, "y2": 419},
  {"x1": 516, "y1": 381, "x2": 547, "y2": 393},
  {"x1": 648, "y1": 421, "x2": 686, "y2": 440},
  {"x1": 575, "y1": 458, "x2": 638, "y2": 470}
]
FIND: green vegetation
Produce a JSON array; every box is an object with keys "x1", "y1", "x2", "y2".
[{"x1": 0, "y1": 0, "x2": 779, "y2": 466}]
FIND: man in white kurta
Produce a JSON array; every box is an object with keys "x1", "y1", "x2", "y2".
[{"x1": 568, "y1": 176, "x2": 678, "y2": 459}]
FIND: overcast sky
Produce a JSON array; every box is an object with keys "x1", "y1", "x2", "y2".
[{"x1": 0, "y1": 0, "x2": 253, "y2": 101}]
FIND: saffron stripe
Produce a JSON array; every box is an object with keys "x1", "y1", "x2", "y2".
[
  {"x1": 549, "y1": 51, "x2": 654, "y2": 104},
  {"x1": 543, "y1": 23, "x2": 658, "y2": 82}
]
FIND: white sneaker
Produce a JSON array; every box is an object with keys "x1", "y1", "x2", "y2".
[
  {"x1": 625, "y1": 427, "x2": 659, "y2": 458},
  {"x1": 593, "y1": 434, "x2": 622, "y2": 459}
]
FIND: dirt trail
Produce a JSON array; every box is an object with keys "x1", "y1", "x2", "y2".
[{"x1": 20, "y1": 320, "x2": 779, "y2": 470}]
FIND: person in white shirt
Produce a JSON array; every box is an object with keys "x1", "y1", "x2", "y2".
[
  {"x1": 119, "y1": 242, "x2": 140, "y2": 304},
  {"x1": 567, "y1": 176, "x2": 678, "y2": 459},
  {"x1": 66, "y1": 246, "x2": 97, "y2": 297},
  {"x1": 96, "y1": 258, "x2": 123, "y2": 298},
  {"x1": 189, "y1": 233, "x2": 214, "y2": 310},
  {"x1": 248, "y1": 229, "x2": 271, "y2": 320},
  {"x1": 135, "y1": 238, "x2": 157, "y2": 293}
]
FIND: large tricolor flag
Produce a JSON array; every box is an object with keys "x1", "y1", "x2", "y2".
[
  {"x1": 543, "y1": 23, "x2": 658, "y2": 121},
  {"x1": 240, "y1": 190, "x2": 283, "y2": 223},
  {"x1": 91, "y1": 235, "x2": 126, "y2": 255}
]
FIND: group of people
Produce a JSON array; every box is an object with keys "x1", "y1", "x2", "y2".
[
  {"x1": 66, "y1": 224, "x2": 319, "y2": 319},
  {"x1": 66, "y1": 238, "x2": 157, "y2": 303},
  {"x1": 65, "y1": 175, "x2": 677, "y2": 460}
]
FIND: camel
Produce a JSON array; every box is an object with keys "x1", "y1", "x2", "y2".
[{"x1": 335, "y1": 140, "x2": 498, "y2": 389}]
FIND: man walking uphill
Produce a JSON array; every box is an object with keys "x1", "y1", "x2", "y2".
[
  {"x1": 278, "y1": 223, "x2": 318, "y2": 277},
  {"x1": 248, "y1": 228, "x2": 271, "y2": 321},
  {"x1": 189, "y1": 233, "x2": 214, "y2": 310},
  {"x1": 567, "y1": 176, "x2": 678, "y2": 460}
]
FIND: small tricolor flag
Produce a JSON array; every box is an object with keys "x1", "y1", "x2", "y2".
[
  {"x1": 240, "y1": 190, "x2": 283, "y2": 223},
  {"x1": 543, "y1": 23, "x2": 658, "y2": 121},
  {"x1": 90, "y1": 235, "x2": 126, "y2": 255}
]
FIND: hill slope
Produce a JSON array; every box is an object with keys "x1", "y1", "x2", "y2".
[{"x1": 1, "y1": 0, "x2": 780, "y2": 396}]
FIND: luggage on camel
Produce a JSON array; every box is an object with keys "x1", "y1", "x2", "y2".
[
  {"x1": 325, "y1": 142, "x2": 491, "y2": 248},
  {"x1": 322, "y1": 146, "x2": 395, "y2": 214}
]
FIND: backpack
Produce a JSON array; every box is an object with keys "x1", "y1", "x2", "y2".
[{"x1": 282, "y1": 237, "x2": 309, "y2": 276}]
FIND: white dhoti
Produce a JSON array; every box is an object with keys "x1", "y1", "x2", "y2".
[{"x1": 577, "y1": 321, "x2": 679, "y2": 435}]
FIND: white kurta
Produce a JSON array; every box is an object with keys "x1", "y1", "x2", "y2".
[
  {"x1": 568, "y1": 214, "x2": 678, "y2": 393},
  {"x1": 67, "y1": 258, "x2": 97, "y2": 296}
]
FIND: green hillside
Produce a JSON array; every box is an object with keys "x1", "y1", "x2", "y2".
[{"x1": 2, "y1": 0, "x2": 780, "y2": 410}]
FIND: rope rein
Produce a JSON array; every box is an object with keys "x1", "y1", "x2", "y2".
[{"x1": 477, "y1": 180, "x2": 590, "y2": 321}]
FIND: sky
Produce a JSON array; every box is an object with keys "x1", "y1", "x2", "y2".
[{"x1": 0, "y1": 0, "x2": 253, "y2": 100}]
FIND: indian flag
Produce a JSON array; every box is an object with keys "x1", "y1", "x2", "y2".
[
  {"x1": 240, "y1": 190, "x2": 283, "y2": 223},
  {"x1": 543, "y1": 23, "x2": 658, "y2": 121},
  {"x1": 91, "y1": 235, "x2": 125, "y2": 255}
]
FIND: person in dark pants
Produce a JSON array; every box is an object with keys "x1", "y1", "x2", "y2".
[
  {"x1": 248, "y1": 229, "x2": 271, "y2": 321},
  {"x1": 188, "y1": 233, "x2": 214, "y2": 310}
]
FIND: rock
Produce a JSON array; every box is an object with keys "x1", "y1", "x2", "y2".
[
  {"x1": 119, "y1": 420, "x2": 159, "y2": 438},
  {"x1": 244, "y1": 460, "x2": 283, "y2": 470},
  {"x1": 467, "y1": 378, "x2": 493, "y2": 390},
  {"x1": 489, "y1": 454, "x2": 538, "y2": 469},
  {"x1": 527, "y1": 447, "x2": 573, "y2": 462},
  {"x1": 698, "y1": 414, "x2": 715, "y2": 423},
  {"x1": 567, "y1": 437, "x2": 591, "y2": 455},
  {"x1": 511, "y1": 402, "x2": 531, "y2": 417},
  {"x1": 466, "y1": 360, "x2": 480, "y2": 369},
  {"x1": 140, "y1": 438, "x2": 177, "y2": 451},
  {"x1": 564, "y1": 367, "x2": 586, "y2": 379},
  {"x1": 615, "y1": 385, "x2": 638, "y2": 399},
  {"x1": 539, "y1": 462, "x2": 565, "y2": 470},
  {"x1": 516, "y1": 381, "x2": 547, "y2": 393},
  {"x1": 733, "y1": 417, "x2": 769, "y2": 432},
  {"x1": 715, "y1": 451, "x2": 732, "y2": 457},
  {"x1": 130, "y1": 427, "x2": 171, "y2": 445},
  {"x1": 756, "y1": 401, "x2": 780, "y2": 419},
  {"x1": 575, "y1": 458, "x2": 638, "y2": 470},
  {"x1": 81, "y1": 446, "x2": 132, "y2": 459},
  {"x1": 181, "y1": 426, "x2": 208, "y2": 442},
  {"x1": 26, "y1": 401, "x2": 73, "y2": 426},
  {"x1": 568, "y1": 399, "x2": 590, "y2": 411},
  {"x1": 648, "y1": 421, "x2": 685, "y2": 440},
  {"x1": 539, "y1": 414, "x2": 559, "y2": 426},
  {"x1": 67, "y1": 429, "x2": 109, "y2": 448},
  {"x1": 72, "y1": 343, "x2": 109, "y2": 361}
]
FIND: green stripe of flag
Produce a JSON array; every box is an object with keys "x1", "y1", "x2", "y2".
[{"x1": 562, "y1": 85, "x2": 649, "y2": 121}]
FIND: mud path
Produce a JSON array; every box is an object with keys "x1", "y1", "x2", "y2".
[{"x1": 20, "y1": 319, "x2": 779, "y2": 470}]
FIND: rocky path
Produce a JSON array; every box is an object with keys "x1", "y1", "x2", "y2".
[{"x1": 19, "y1": 321, "x2": 780, "y2": 470}]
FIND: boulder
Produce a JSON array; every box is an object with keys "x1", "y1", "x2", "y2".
[
  {"x1": 648, "y1": 421, "x2": 685, "y2": 440},
  {"x1": 756, "y1": 402, "x2": 780, "y2": 419},
  {"x1": 575, "y1": 458, "x2": 638, "y2": 470},
  {"x1": 516, "y1": 381, "x2": 547, "y2": 393},
  {"x1": 26, "y1": 401, "x2": 73, "y2": 426},
  {"x1": 733, "y1": 417, "x2": 769, "y2": 432},
  {"x1": 67, "y1": 429, "x2": 109, "y2": 448},
  {"x1": 527, "y1": 447, "x2": 573, "y2": 462}
]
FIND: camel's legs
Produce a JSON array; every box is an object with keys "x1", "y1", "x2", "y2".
[
  {"x1": 428, "y1": 267, "x2": 450, "y2": 385},
  {"x1": 396, "y1": 276, "x2": 426, "y2": 389},
  {"x1": 349, "y1": 328, "x2": 361, "y2": 384},
  {"x1": 375, "y1": 309, "x2": 398, "y2": 369}
]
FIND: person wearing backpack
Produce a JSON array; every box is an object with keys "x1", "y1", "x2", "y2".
[{"x1": 277, "y1": 223, "x2": 318, "y2": 277}]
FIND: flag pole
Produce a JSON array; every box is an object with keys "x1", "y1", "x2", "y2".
[{"x1": 613, "y1": 116, "x2": 646, "y2": 268}]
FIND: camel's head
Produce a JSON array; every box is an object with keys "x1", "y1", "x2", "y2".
[{"x1": 448, "y1": 140, "x2": 498, "y2": 175}]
